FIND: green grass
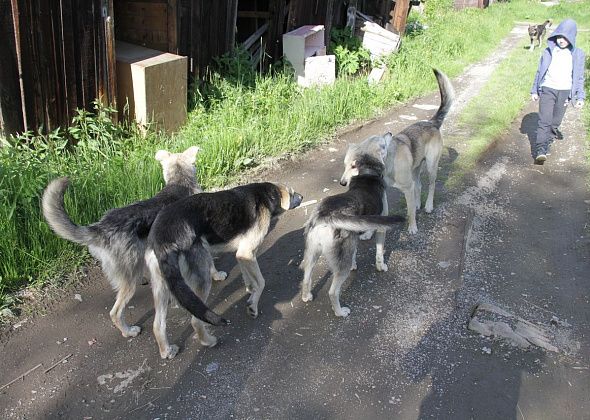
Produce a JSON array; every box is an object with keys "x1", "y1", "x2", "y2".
[
  {"x1": 443, "y1": 44, "x2": 540, "y2": 188},
  {"x1": 1, "y1": 0, "x2": 589, "y2": 311}
]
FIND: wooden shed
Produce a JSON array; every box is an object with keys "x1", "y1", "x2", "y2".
[{"x1": 1, "y1": 0, "x2": 398, "y2": 137}]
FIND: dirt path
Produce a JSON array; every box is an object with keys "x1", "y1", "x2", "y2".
[{"x1": 1, "y1": 25, "x2": 589, "y2": 419}]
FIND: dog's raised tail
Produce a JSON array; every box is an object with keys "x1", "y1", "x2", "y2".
[
  {"x1": 329, "y1": 214, "x2": 405, "y2": 232},
  {"x1": 154, "y1": 249, "x2": 228, "y2": 326},
  {"x1": 430, "y1": 68, "x2": 455, "y2": 129},
  {"x1": 42, "y1": 177, "x2": 96, "y2": 245}
]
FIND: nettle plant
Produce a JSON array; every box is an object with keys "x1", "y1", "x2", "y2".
[{"x1": 329, "y1": 27, "x2": 372, "y2": 76}]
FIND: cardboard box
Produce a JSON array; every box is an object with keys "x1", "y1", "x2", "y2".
[
  {"x1": 116, "y1": 41, "x2": 187, "y2": 133},
  {"x1": 361, "y1": 21, "x2": 400, "y2": 60},
  {"x1": 283, "y1": 25, "x2": 334, "y2": 87}
]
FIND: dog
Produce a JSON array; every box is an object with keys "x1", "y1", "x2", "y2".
[
  {"x1": 300, "y1": 153, "x2": 405, "y2": 317},
  {"x1": 340, "y1": 68, "x2": 455, "y2": 234},
  {"x1": 529, "y1": 20, "x2": 552, "y2": 51},
  {"x1": 42, "y1": 146, "x2": 226, "y2": 338},
  {"x1": 145, "y1": 182, "x2": 303, "y2": 359}
]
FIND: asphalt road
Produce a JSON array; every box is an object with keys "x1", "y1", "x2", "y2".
[{"x1": 1, "y1": 25, "x2": 588, "y2": 419}]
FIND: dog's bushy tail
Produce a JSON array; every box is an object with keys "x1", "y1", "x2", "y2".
[
  {"x1": 329, "y1": 214, "x2": 405, "y2": 232},
  {"x1": 42, "y1": 177, "x2": 97, "y2": 246},
  {"x1": 430, "y1": 69, "x2": 455, "y2": 129},
  {"x1": 156, "y1": 248, "x2": 228, "y2": 326}
]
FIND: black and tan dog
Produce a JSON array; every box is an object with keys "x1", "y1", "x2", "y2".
[
  {"x1": 145, "y1": 182, "x2": 303, "y2": 359},
  {"x1": 528, "y1": 20, "x2": 552, "y2": 51}
]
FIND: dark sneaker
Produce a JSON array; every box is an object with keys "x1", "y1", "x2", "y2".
[
  {"x1": 534, "y1": 154, "x2": 547, "y2": 165},
  {"x1": 553, "y1": 128, "x2": 564, "y2": 140}
]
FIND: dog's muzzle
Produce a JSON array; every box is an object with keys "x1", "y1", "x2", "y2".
[
  {"x1": 290, "y1": 193, "x2": 303, "y2": 209},
  {"x1": 339, "y1": 177, "x2": 348, "y2": 187}
]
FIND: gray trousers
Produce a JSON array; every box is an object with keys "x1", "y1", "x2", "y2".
[{"x1": 535, "y1": 86, "x2": 569, "y2": 155}]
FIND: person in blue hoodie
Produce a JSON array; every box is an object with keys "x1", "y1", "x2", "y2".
[{"x1": 530, "y1": 19, "x2": 586, "y2": 165}]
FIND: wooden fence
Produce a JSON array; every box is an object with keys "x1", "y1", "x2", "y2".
[{"x1": 0, "y1": 0, "x2": 116, "y2": 136}]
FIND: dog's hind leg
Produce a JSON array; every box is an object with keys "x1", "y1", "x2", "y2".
[
  {"x1": 236, "y1": 246, "x2": 265, "y2": 318},
  {"x1": 202, "y1": 241, "x2": 227, "y2": 282},
  {"x1": 301, "y1": 229, "x2": 323, "y2": 302},
  {"x1": 375, "y1": 193, "x2": 388, "y2": 272},
  {"x1": 109, "y1": 279, "x2": 140, "y2": 337},
  {"x1": 146, "y1": 250, "x2": 178, "y2": 359},
  {"x1": 413, "y1": 164, "x2": 423, "y2": 210},
  {"x1": 328, "y1": 270, "x2": 351, "y2": 317},
  {"x1": 403, "y1": 185, "x2": 418, "y2": 234},
  {"x1": 180, "y1": 246, "x2": 218, "y2": 347},
  {"x1": 424, "y1": 147, "x2": 442, "y2": 213},
  {"x1": 97, "y1": 250, "x2": 141, "y2": 337},
  {"x1": 326, "y1": 237, "x2": 354, "y2": 317}
]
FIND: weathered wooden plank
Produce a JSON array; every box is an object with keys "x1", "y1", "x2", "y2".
[
  {"x1": 18, "y1": 0, "x2": 41, "y2": 132},
  {"x1": 265, "y1": 0, "x2": 287, "y2": 66},
  {"x1": 60, "y1": 0, "x2": 79, "y2": 124},
  {"x1": 0, "y1": 0, "x2": 24, "y2": 135},
  {"x1": 167, "y1": 0, "x2": 177, "y2": 53},
  {"x1": 391, "y1": 0, "x2": 410, "y2": 35},
  {"x1": 105, "y1": 0, "x2": 117, "y2": 111}
]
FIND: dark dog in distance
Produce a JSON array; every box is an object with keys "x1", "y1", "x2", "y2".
[{"x1": 529, "y1": 20, "x2": 552, "y2": 51}]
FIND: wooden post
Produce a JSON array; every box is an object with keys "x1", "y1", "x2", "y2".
[
  {"x1": 104, "y1": 0, "x2": 117, "y2": 113},
  {"x1": 167, "y1": 0, "x2": 178, "y2": 53},
  {"x1": 0, "y1": 0, "x2": 24, "y2": 135},
  {"x1": 390, "y1": 0, "x2": 410, "y2": 35}
]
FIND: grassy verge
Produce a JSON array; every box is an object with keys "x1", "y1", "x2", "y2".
[
  {"x1": 0, "y1": 0, "x2": 588, "y2": 311},
  {"x1": 443, "y1": 42, "x2": 540, "y2": 189}
]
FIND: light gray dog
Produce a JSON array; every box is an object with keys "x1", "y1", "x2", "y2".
[
  {"x1": 340, "y1": 68, "x2": 455, "y2": 234},
  {"x1": 301, "y1": 154, "x2": 404, "y2": 317},
  {"x1": 42, "y1": 146, "x2": 225, "y2": 338}
]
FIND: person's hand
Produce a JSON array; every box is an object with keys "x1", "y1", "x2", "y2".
[
  {"x1": 574, "y1": 100, "x2": 584, "y2": 109},
  {"x1": 531, "y1": 94, "x2": 539, "y2": 101}
]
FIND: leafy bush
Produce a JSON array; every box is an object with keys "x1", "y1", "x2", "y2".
[{"x1": 329, "y1": 28, "x2": 372, "y2": 76}]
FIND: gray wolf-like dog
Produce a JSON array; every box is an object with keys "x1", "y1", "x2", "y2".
[
  {"x1": 340, "y1": 68, "x2": 455, "y2": 234},
  {"x1": 145, "y1": 182, "x2": 303, "y2": 359},
  {"x1": 300, "y1": 153, "x2": 405, "y2": 317},
  {"x1": 528, "y1": 20, "x2": 552, "y2": 51},
  {"x1": 42, "y1": 146, "x2": 225, "y2": 338}
]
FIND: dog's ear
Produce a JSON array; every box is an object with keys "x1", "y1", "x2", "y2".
[
  {"x1": 155, "y1": 150, "x2": 171, "y2": 162},
  {"x1": 380, "y1": 132, "x2": 393, "y2": 158},
  {"x1": 182, "y1": 146, "x2": 201, "y2": 164}
]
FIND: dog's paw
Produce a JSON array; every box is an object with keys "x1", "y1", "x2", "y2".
[
  {"x1": 334, "y1": 306, "x2": 351, "y2": 317},
  {"x1": 161, "y1": 344, "x2": 179, "y2": 360},
  {"x1": 212, "y1": 271, "x2": 227, "y2": 281},
  {"x1": 301, "y1": 292, "x2": 314, "y2": 302},
  {"x1": 350, "y1": 261, "x2": 357, "y2": 271},
  {"x1": 246, "y1": 304, "x2": 259, "y2": 318},
  {"x1": 424, "y1": 203, "x2": 434, "y2": 213},
  {"x1": 123, "y1": 325, "x2": 141, "y2": 337},
  {"x1": 408, "y1": 224, "x2": 418, "y2": 235},
  {"x1": 376, "y1": 262, "x2": 388, "y2": 272},
  {"x1": 359, "y1": 230, "x2": 374, "y2": 241},
  {"x1": 196, "y1": 333, "x2": 218, "y2": 348}
]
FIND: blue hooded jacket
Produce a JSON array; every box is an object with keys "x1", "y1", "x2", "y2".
[{"x1": 530, "y1": 19, "x2": 586, "y2": 101}]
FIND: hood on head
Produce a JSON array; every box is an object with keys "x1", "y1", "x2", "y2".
[{"x1": 548, "y1": 19, "x2": 577, "y2": 49}]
